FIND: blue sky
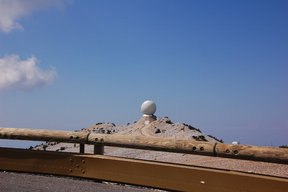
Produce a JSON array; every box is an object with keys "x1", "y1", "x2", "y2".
[{"x1": 0, "y1": 0, "x2": 287, "y2": 148}]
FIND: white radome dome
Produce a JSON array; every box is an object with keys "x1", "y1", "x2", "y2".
[{"x1": 141, "y1": 100, "x2": 156, "y2": 115}]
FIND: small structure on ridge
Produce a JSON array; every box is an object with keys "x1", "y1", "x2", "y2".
[{"x1": 140, "y1": 100, "x2": 157, "y2": 124}]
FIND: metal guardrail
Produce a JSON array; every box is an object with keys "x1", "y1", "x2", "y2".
[
  {"x1": 0, "y1": 127, "x2": 288, "y2": 191},
  {"x1": 0, "y1": 127, "x2": 288, "y2": 164}
]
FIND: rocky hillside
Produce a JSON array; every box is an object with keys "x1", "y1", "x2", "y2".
[
  {"x1": 82, "y1": 117, "x2": 220, "y2": 141},
  {"x1": 33, "y1": 117, "x2": 221, "y2": 152}
]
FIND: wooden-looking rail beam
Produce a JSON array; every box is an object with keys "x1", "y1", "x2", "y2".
[{"x1": 0, "y1": 127, "x2": 288, "y2": 164}]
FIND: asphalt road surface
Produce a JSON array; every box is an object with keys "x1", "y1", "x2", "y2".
[{"x1": 0, "y1": 171, "x2": 166, "y2": 192}]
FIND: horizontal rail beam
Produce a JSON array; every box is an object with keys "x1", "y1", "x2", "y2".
[
  {"x1": 0, "y1": 127, "x2": 288, "y2": 164},
  {"x1": 0, "y1": 147, "x2": 287, "y2": 192}
]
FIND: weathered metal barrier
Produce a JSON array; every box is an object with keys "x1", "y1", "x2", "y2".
[
  {"x1": 0, "y1": 127, "x2": 288, "y2": 191},
  {"x1": 0, "y1": 127, "x2": 288, "y2": 164}
]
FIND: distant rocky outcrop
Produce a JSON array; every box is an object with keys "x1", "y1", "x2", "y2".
[{"x1": 33, "y1": 117, "x2": 222, "y2": 153}]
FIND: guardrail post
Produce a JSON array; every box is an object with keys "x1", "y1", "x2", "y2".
[
  {"x1": 80, "y1": 144, "x2": 85, "y2": 153},
  {"x1": 94, "y1": 144, "x2": 104, "y2": 155}
]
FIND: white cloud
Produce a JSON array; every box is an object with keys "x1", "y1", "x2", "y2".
[
  {"x1": 0, "y1": 0, "x2": 71, "y2": 33},
  {"x1": 0, "y1": 54, "x2": 57, "y2": 91}
]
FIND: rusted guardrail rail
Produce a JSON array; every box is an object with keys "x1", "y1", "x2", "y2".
[{"x1": 0, "y1": 127, "x2": 288, "y2": 192}]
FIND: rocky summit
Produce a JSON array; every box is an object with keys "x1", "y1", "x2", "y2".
[{"x1": 33, "y1": 117, "x2": 221, "y2": 153}]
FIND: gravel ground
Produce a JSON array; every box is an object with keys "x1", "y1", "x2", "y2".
[{"x1": 0, "y1": 171, "x2": 167, "y2": 192}]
